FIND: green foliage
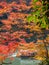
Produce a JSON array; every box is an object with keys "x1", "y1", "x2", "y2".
[
  {"x1": 33, "y1": 0, "x2": 38, "y2": 3},
  {"x1": 27, "y1": 0, "x2": 49, "y2": 29},
  {"x1": 27, "y1": 16, "x2": 33, "y2": 23}
]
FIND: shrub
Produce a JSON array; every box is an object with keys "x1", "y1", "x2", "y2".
[{"x1": 27, "y1": 0, "x2": 49, "y2": 29}]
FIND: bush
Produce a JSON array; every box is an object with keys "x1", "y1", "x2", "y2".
[{"x1": 27, "y1": 0, "x2": 49, "y2": 29}]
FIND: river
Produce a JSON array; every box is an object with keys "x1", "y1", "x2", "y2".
[{"x1": 4, "y1": 57, "x2": 41, "y2": 65}]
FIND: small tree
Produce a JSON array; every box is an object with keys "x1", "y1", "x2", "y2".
[
  {"x1": 27, "y1": 1, "x2": 49, "y2": 64},
  {"x1": 27, "y1": 0, "x2": 49, "y2": 29}
]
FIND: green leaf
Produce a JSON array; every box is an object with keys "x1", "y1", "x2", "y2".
[
  {"x1": 27, "y1": 16, "x2": 33, "y2": 23},
  {"x1": 41, "y1": 23, "x2": 46, "y2": 28},
  {"x1": 32, "y1": 15, "x2": 37, "y2": 23},
  {"x1": 42, "y1": 1, "x2": 44, "y2": 4},
  {"x1": 44, "y1": 16, "x2": 48, "y2": 22},
  {"x1": 41, "y1": 17, "x2": 47, "y2": 28},
  {"x1": 34, "y1": 0, "x2": 38, "y2": 3},
  {"x1": 35, "y1": 10, "x2": 41, "y2": 16}
]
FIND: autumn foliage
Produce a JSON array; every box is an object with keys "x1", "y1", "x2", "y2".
[{"x1": 0, "y1": 0, "x2": 49, "y2": 64}]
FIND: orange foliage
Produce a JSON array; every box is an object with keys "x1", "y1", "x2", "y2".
[
  {"x1": 0, "y1": 0, "x2": 49, "y2": 62},
  {"x1": 36, "y1": 1, "x2": 42, "y2": 6}
]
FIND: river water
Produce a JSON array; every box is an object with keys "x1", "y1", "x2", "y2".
[{"x1": 4, "y1": 57, "x2": 41, "y2": 65}]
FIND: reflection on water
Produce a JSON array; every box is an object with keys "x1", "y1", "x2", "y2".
[
  {"x1": 20, "y1": 59, "x2": 41, "y2": 65},
  {"x1": 4, "y1": 57, "x2": 41, "y2": 65}
]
